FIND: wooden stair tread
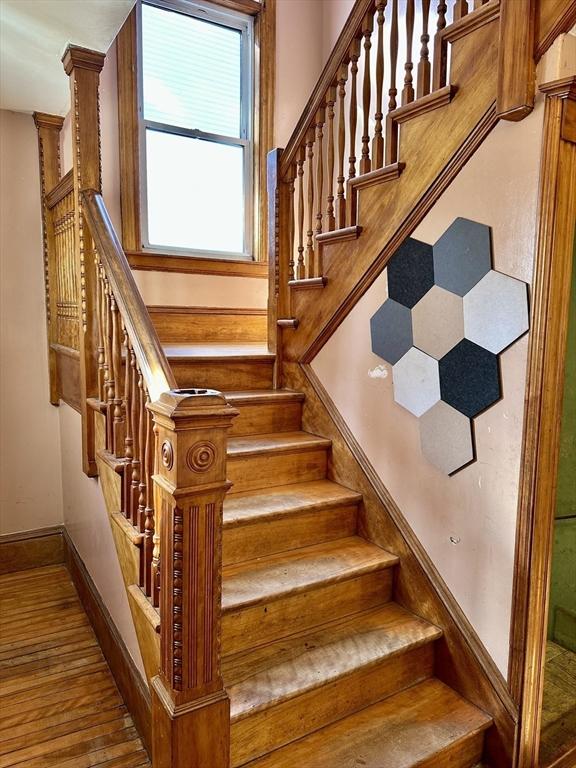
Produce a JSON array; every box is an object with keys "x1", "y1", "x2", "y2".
[
  {"x1": 163, "y1": 343, "x2": 273, "y2": 361},
  {"x1": 223, "y1": 390, "x2": 305, "y2": 405},
  {"x1": 222, "y1": 537, "x2": 398, "y2": 612},
  {"x1": 227, "y1": 432, "x2": 331, "y2": 458},
  {"x1": 224, "y1": 480, "x2": 362, "y2": 527},
  {"x1": 224, "y1": 603, "x2": 442, "y2": 721},
  {"x1": 243, "y1": 678, "x2": 492, "y2": 768}
]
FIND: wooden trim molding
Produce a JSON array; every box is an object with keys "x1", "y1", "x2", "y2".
[
  {"x1": 45, "y1": 169, "x2": 74, "y2": 209},
  {"x1": 126, "y1": 250, "x2": 268, "y2": 277},
  {"x1": 508, "y1": 76, "x2": 576, "y2": 768},
  {"x1": 62, "y1": 529, "x2": 152, "y2": 755},
  {"x1": 116, "y1": 0, "x2": 275, "y2": 263},
  {"x1": 496, "y1": 0, "x2": 536, "y2": 121},
  {"x1": 285, "y1": 362, "x2": 516, "y2": 767},
  {"x1": 0, "y1": 526, "x2": 65, "y2": 574},
  {"x1": 535, "y1": 0, "x2": 576, "y2": 61}
]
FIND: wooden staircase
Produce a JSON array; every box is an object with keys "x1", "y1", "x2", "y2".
[{"x1": 132, "y1": 324, "x2": 493, "y2": 767}]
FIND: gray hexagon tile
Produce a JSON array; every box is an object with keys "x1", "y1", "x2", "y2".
[
  {"x1": 420, "y1": 401, "x2": 475, "y2": 475},
  {"x1": 387, "y1": 238, "x2": 435, "y2": 308},
  {"x1": 433, "y1": 218, "x2": 492, "y2": 296},
  {"x1": 393, "y1": 347, "x2": 441, "y2": 417},
  {"x1": 370, "y1": 298, "x2": 413, "y2": 365},
  {"x1": 464, "y1": 270, "x2": 529, "y2": 353},
  {"x1": 412, "y1": 285, "x2": 464, "y2": 360}
]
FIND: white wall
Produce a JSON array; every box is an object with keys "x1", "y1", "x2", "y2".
[
  {"x1": 312, "y1": 98, "x2": 545, "y2": 677},
  {"x1": 0, "y1": 110, "x2": 63, "y2": 536}
]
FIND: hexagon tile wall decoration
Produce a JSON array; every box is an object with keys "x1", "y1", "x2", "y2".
[{"x1": 370, "y1": 217, "x2": 530, "y2": 475}]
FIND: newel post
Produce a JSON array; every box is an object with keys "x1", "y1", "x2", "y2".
[
  {"x1": 62, "y1": 45, "x2": 105, "y2": 476},
  {"x1": 148, "y1": 389, "x2": 238, "y2": 768},
  {"x1": 33, "y1": 112, "x2": 64, "y2": 406}
]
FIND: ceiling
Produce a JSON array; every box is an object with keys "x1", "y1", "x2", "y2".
[{"x1": 0, "y1": 0, "x2": 135, "y2": 115}]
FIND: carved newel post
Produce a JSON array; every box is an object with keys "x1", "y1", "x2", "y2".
[{"x1": 148, "y1": 389, "x2": 238, "y2": 768}]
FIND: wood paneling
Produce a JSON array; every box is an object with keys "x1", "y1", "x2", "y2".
[
  {"x1": 127, "y1": 252, "x2": 268, "y2": 277},
  {"x1": 0, "y1": 528, "x2": 65, "y2": 575},
  {"x1": 0, "y1": 564, "x2": 150, "y2": 767},
  {"x1": 52, "y1": 342, "x2": 81, "y2": 412},
  {"x1": 508, "y1": 76, "x2": 576, "y2": 768},
  {"x1": 536, "y1": 0, "x2": 576, "y2": 60}
]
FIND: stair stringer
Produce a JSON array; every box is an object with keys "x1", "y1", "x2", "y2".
[
  {"x1": 281, "y1": 360, "x2": 518, "y2": 768},
  {"x1": 283, "y1": 6, "x2": 502, "y2": 365},
  {"x1": 92, "y1": 406, "x2": 161, "y2": 686}
]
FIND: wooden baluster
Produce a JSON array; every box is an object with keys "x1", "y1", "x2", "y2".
[
  {"x1": 315, "y1": 108, "x2": 325, "y2": 240},
  {"x1": 137, "y1": 369, "x2": 146, "y2": 536},
  {"x1": 96, "y1": 260, "x2": 105, "y2": 402},
  {"x1": 453, "y1": 0, "x2": 468, "y2": 21},
  {"x1": 306, "y1": 128, "x2": 315, "y2": 278},
  {"x1": 130, "y1": 349, "x2": 140, "y2": 526},
  {"x1": 389, "y1": 0, "x2": 399, "y2": 112},
  {"x1": 100, "y1": 266, "x2": 109, "y2": 408},
  {"x1": 433, "y1": 0, "x2": 448, "y2": 90},
  {"x1": 288, "y1": 165, "x2": 296, "y2": 281},
  {"x1": 372, "y1": 0, "x2": 386, "y2": 170},
  {"x1": 348, "y1": 39, "x2": 361, "y2": 180},
  {"x1": 110, "y1": 292, "x2": 124, "y2": 458},
  {"x1": 326, "y1": 86, "x2": 337, "y2": 231},
  {"x1": 360, "y1": 13, "x2": 374, "y2": 175},
  {"x1": 104, "y1": 278, "x2": 114, "y2": 452},
  {"x1": 296, "y1": 146, "x2": 306, "y2": 279},
  {"x1": 143, "y1": 393, "x2": 154, "y2": 596},
  {"x1": 336, "y1": 63, "x2": 349, "y2": 228},
  {"x1": 402, "y1": 0, "x2": 415, "y2": 105},
  {"x1": 436, "y1": 0, "x2": 447, "y2": 33},
  {"x1": 151, "y1": 422, "x2": 161, "y2": 608},
  {"x1": 417, "y1": 0, "x2": 432, "y2": 98},
  {"x1": 123, "y1": 328, "x2": 133, "y2": 520}
]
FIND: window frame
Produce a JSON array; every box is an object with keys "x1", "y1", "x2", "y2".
[
  {"x1": 137, "y1": 0, "x2": 255, "y2": 260},
  {"x1": 116, "y1": 0, "x2": 275, "y2": 273}
]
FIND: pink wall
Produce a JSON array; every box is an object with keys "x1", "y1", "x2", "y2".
[
  {"x1": 312, "y1": 98, "x2": 546, "y2": 677},
  {"x1": 0, "y1": 110, "x2": 63, "y2": 535}
]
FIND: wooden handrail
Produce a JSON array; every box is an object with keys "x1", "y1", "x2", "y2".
[
  {"x1": 46, "y1": 169, "x2": 74, "y2": 210},
  {"x1": 82, "y1": 189, "x2": 177, "y2": 400},
  {"x1": 280, "y1": 0, "x2": 374, "y2": 178}
]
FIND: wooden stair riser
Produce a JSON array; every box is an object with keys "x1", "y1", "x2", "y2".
[
  {"x1": 170, "y1": 359, "x2": 274, "y2": 391},
  {"x1": 228, "y1": 401, "x2": 303, "y2": 437},
  {"x1": 223, "y1": 503, "x2": 358, "y2": 566},
  {"x1": 227, "y1": 449, "x2": 328, "y2": 493},
  {"x1": 222, "y1": 569, "x2": 393, "y2": 654},
  {"x1": 230, "y1": 643, "x2": 435, "y2": 766},
  {"x1": 148, "y1": 307, "x2": 267, "y2": 344}
]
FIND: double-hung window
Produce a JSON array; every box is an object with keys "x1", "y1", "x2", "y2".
[{"x1": 139, "y1": 0, "x2": 254, "y2": 259}]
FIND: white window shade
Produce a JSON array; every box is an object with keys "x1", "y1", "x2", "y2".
[{"x1": 142, "y1": 2, "x2": 242, "y2": 138}]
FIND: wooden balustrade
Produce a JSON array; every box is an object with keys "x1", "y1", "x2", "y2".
[{"x1": 277, "y1": 0, "x2": 491, "y2": 284}]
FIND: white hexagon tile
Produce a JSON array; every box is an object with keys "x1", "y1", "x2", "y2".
[{"x1": 370, "y1": 217, "x2": 529, "y2": 475}]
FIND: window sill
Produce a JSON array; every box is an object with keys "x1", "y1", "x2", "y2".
[{"x1": 126, "y1": 250, "x2": 268, "y2": 278}]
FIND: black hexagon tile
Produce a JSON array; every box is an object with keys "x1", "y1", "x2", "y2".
[{"x1": 387, "y1": 238, "x2": 435, "y2": 308}]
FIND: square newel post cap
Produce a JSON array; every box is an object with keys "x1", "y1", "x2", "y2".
[
  {"x1": 147, "y1": 388, "x2": 239, "y2": 429},
  {"x1": 62, "y1": 45, "x2": 105, "y2": 75},
  {"x1": 33, "y1": 112, "x2": 65, "y2": 131}
]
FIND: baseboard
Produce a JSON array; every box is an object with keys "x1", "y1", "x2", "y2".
[
  {"x1": 62, "y1": 529, "x2": 152, "y2": 755},
  {"x1": 0, "y1": 525, "x2": 65, "y2": 574}
]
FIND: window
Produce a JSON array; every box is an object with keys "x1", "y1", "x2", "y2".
[{"x1": 138, "y1": 0, "x2": 254, "y2": 259}]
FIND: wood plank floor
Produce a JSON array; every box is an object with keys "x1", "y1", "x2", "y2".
[
  {"x1": 0, "y1": 565, "x2": 150, "y2": 768},
  {"x1": 541, "y1": 641, "x2": 576, "y2": 765}
]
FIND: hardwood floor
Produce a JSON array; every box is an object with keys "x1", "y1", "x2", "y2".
[
  {"x1": 541, "y1": 641, "x2": 576, "y2": 765},
  {"x1": 0, "y1": 565, "x2": 150, "y2": 768}
]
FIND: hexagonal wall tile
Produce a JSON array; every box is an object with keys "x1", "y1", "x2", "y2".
[
  {"x1": 412, "y1": 285, "x2": 464, "y2": 360},
  {"x1": 420, "y1": 401, "x2": 475, "y2": 474},
  {"x1": 387, "y1": 237, "x2": 435, "y2": 308},
  {"x1": 464, "y1": 270, "x2": 529, "y2": 354},
  {"x1": 370, "y1": 299, "x2": 413, "y2": 365},
  {"x1": 433, "y1": 218, "x2": 492, "y2": 297},
  {"x1": 439, "y1": 339, "x2": 500, "y2": 418},
  {"x1": 393, "y1": 347, "x2": 441, "y2": 417}
]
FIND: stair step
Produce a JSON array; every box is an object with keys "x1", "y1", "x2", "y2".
[
  {"x1": 227, "y1": 432, "x2": 331, "y2": 493},
  {"x1": 148, "y1": 306, "x2": 267, "y2": 344},
  {"x1": 226, "y1": 604, "x2": 442, "y2": 765},
  {"x1": 222, "y1": 537, "x2": 398, "y2": 653},
  {"x1": 224, "y1": 390, "x2": 305, "y2": 436},
  {"x1": 242, "y1": 678, "x2": 492, "y2": 768},
  {"x1": 223, "y1": 480, "x2": 361, "y2": 565},
  {"x1": 165, "y1": 343, "x2": 274, "y2": 390}
]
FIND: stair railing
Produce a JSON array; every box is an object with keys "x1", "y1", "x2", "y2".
[{"x1": 267, "y1": 0, "x2": 494, "y2": 338}]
